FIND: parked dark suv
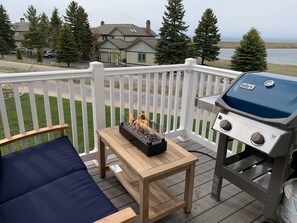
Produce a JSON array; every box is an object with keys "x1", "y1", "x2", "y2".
[{"x1": 43, "y1": 51, "x2": 56, "y2": 58}]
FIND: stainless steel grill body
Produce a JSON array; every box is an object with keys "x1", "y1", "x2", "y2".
[{"x1": 211, "y1": 71, "x2": 297, "y2": 221}]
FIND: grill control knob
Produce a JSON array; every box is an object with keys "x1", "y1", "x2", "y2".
[
  {"x1": 220, "y1": 119, "x2": 232, "y2": 131},
  {"x1": 251, "y1": 132, "x2": 265, "y2": 145}
]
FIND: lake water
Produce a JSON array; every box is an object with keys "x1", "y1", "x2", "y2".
[{"x1": 219, "y1": 48, "x2": 297, "y2": 65}]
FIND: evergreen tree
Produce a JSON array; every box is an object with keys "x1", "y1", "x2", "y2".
[
  {"x1": 39, "y1": 12, "x2": 50, "y2": 46},
  {"x1": 56, "y1": 24, "x2": 79, "y2": 67},
  {"x1": 0, "y1": 36, "x2": 8, "y2": 58},
  {"x1": 77, "y1": 6, "x2": 92, "y2": 59},
  {"x1": 155, "y1": 0, "x2": 189, "y2": 64},
  {"x1": 16, "y1": 48, "x2": 22, "y2": 60},
  {"x1": 23, "y1": 6, "x2": 46, "y2": 51},
  {"x1": 49, "y1": 8, "x2": 62, "y2": 51},
  {"x1": 0, "y1": 5, "x2": 16, "y2": 57},
  {"x1": 231, "y1": 28, "x2": 267, "y2": 72},
  {"x1": 64, "y1": 1, "x2": 92, "y2": 59},
  {"x1": 193, "y1": 8, "x2": 221, "y2": 65},
  {"x1": 36, "y1": 48, "x2": 42, "y2": 62}
]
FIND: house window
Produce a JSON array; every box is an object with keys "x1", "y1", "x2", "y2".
[
  {"x1": 138, "y1": 53, "x2": 146, "y2": 63},
  {"x1": 102, "y1": 36, "x2": 107, "y2": 40}
]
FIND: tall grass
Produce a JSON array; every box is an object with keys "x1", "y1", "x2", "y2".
[{"x1": 203, "y1": 59, "x2": 297, "y2": 77}]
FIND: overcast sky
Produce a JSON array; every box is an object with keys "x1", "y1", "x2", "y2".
[{"x1": 2, "y1": 0, "x2": 297, "y2": 41}]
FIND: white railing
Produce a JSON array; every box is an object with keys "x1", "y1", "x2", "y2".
[
  {"x1": 0, "y1": 65, "x2": 99, "y2": 162},
  {"x1": 0, "y1": 59, "x2": 241, "y2": 161},
  {"x1": 180, "y1": 59, "x2": 241, "y2": 153}
]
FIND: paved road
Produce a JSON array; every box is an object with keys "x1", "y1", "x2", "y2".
[
  {"x1": 1, "y1": 55, "x2": 123, "y2": 70},
  {"x1": 0, "y1": 59, "x2": 71, "y2": 72}
]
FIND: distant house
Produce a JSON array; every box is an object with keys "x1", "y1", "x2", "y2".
[
  {"x1": 12, "y1": 18, "x2": 29, "y2": 49},
  {"x1": 92, "y1": 20, "x2": 158, "y2": 66},
  {"x1": 126, "y1": 38, "x2": 157, "y2": 66},
  {"x1": 97, "y1": 38, "x2": 130, "y2": 64}
]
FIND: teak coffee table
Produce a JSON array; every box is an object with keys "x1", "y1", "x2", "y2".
[{"x1": 97, "y1": 126, "x2": 198, "y2": 223}]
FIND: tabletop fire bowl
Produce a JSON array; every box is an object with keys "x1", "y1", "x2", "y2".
[{"x1": 119, "y1": 122, "x2": 167, "y2": 156}]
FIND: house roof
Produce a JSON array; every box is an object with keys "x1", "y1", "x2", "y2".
[
  {"x1": 140, "y1": 38, "x2": 158, "y2": 49},
  {"x1": 99, "y1": 39, "x2": 132, "y2": 49},
  {"x1": 92, "y1": 23, "x2": 157, "y2": 37},
  {"x1": 127, "y1": 38, "x2": 158, "y2": 50},
  {"x1": 99, "y1": 37, "x2": 157, "y2": 51},
  {"x1": 12, "y1": 22, "x2": 30, "y2": 32},
  {"x1": 114, "y1": 27, "x2": 152, "y2": 37}
]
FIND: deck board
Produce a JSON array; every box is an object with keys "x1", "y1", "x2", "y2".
[{"x1": 87, "y1": 139, "x2": 269, "y2": 223}]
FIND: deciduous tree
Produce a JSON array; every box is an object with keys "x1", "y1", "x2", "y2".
[
  {"x1": 0, "y1": 5, "x2": 16, "y2": 57},
  {"x1": 89, "y1": 33, "x2": 99, "y2": 61},
  {"x1": 56, "y1": 24, "x2": 79, "y2": 67},
  {"x1": 155, "y1": 0, "x2": 189, "y2": 64},
  {"x1": 231, "y1": 28, "x2": 267, "y2": 72},
  {"x1": 193, "y1": 8, "x2": 221, "y2": 65}
]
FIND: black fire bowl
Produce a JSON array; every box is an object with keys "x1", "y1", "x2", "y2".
[{"x1": 119, "y1": 123, "x2": 167, "y2": 157}]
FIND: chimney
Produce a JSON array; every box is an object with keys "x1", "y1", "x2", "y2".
[
  {"x1": 146, "y1": 20, "x2": 151, "y2": 34},
  {"x1": 101, "y1": 21, "x2": 105, "y2": 26},
  {"x1": 20, "y1": 18, "x2": 25, "y2": 23}
]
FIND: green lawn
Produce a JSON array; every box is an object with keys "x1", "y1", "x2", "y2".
[
  {"x1": 0, "y1": 94, "x2": 94, "y2": 152},
  {"x1": 1, "y1": 94, "x2": 123, "y2": 154},
  {"x1": 1, "y1": 93, "x2": 180, "y2": 154}
]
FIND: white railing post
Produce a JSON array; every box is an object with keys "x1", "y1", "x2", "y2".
[
  {"x1": 90, "y1": 62, "x2": 106, "y2": 151},
  {"x1": 179, "y1": 58, "x2": 197, "y2": 137}
]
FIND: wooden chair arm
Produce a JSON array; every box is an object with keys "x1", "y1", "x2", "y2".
[
  {"x1": 0, "y1": 124, "x2": 69, "y2": 147},
  {"x1": 93, "y1": 207, "x2": 136, "y2": 223}
]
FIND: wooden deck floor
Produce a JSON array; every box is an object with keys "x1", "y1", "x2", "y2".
[{"x1": 87, "y1": 139, "x2": 270, "y2": 223}]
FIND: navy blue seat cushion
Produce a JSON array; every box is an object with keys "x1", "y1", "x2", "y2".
[
  {"x1": 0, "y1": 136, "x2": 86, "y2": 203},
  {"x1": 0, "y1": 170, "x2": 118, "y2": 223}
]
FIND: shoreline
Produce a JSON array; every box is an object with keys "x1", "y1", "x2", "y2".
[{"x1": 218, "y1": 41, "x2": 297, "y2": 49}]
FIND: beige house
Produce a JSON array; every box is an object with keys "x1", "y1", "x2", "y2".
[
  {"x1": 98, "y1": 39, "x2": 130, "y2": 63},
  {"x1": 126, "y1": 38, "x2": 157, "y2": 66},
  {"x1": 12, "y1": 18, "x2": 29, "y2": 49},
  {"x1": 92, "y1": 20, "x2": 158, "y2": 66}
]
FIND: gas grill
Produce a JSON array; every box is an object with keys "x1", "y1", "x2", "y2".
[{"x1": 211, "y1": 71, "x2": 297, "y2": 221}]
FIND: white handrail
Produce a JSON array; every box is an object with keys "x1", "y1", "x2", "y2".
[{"x1": 0, "y1": 59, "x2": 243, "y2": 160}]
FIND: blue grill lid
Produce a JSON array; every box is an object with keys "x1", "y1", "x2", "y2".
[{"x1": 216, "y1": 72, "x2": 297, "y2": 128}]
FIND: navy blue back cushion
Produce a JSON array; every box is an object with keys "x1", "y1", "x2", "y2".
[
  {"x1": 0, "y1": 170, "x2": 117, "y2": 223},
  {"x1": 0, "y1": 136, "x2": 86, "y2": 203}
]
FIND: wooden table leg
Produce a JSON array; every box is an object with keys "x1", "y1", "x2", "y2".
[
  {"x1": 184, "y1": 163, "x2": 195, "y2": 213},
  {"x1": 99, "y1": 137, "x2": 106, "y2": 178},
  {"x1": 139, "y1": 180, "x2": 149, "y2": 223}
]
